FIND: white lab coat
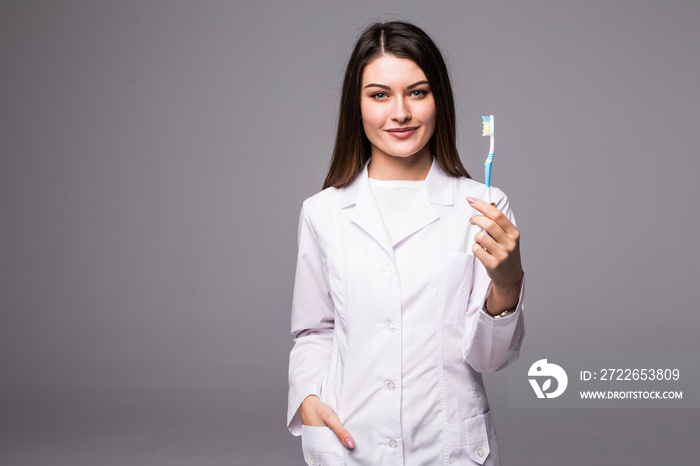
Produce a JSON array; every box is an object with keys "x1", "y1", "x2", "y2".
[{"x1": 288, "y1": 158, "x2": 525, "y2": 465}]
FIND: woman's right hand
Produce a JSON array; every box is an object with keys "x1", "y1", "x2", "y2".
[{"x1": 300, "y1": 395, "x2": 355, "y2": 449}]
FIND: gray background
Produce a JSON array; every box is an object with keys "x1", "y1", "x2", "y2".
[{"x1": 1, "y1": 0, "x2": 699, "y2": 464}]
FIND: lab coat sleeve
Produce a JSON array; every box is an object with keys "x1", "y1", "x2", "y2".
[
  {"x1": 462, "y1": 188, "x2": 525, "y2": 373},
  {"x1": 287, "y1": 200, "x2": 335, "y2": 436}
]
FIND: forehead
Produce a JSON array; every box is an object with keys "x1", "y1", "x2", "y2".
[{"x1": 362, "y1": 55, "x2": 427, "y2": 85}]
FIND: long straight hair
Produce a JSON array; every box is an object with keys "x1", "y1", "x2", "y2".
[{"x1": 323, "y1": 21, "x2": 470, "y2": 189}]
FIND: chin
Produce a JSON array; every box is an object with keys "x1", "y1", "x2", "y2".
[{"x1": 390, "y1": 147, "x2": 431, "y2": 159}]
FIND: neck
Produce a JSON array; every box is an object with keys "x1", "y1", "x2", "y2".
[{"x1": 367, "y1": 150, "x2": 432, "y2": 181}]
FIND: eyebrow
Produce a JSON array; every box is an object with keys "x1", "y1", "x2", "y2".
[{"x1": 364, "y1": 80, "x2": 430, "y2": 90}]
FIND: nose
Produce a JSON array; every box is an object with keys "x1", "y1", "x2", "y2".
[{"x1": 391, "y1": 97, "x2": 411, "y2": 123}]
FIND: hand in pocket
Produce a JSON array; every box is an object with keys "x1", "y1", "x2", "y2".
[{"x1": 301, "y1": 395, "x2": 355, "y2": 449}]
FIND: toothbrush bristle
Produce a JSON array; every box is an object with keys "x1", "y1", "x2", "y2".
[{"x1": 482, "y1": 115, "x2": 493, "y2": 136}]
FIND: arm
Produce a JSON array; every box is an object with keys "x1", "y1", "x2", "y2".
[
  {"x1": 288, "y1": 201, "x2": 334, "y2": 434},
  {"x1": 287, "y1": 201, "x2": 355, "y2": 449},
  {"x1": 461, "y1": 192, "x2": 525, "y2": 373}
]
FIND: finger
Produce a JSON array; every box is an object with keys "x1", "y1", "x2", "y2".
[
  {"x1": 300, "y1": 395, "x2": 324, "y2": 426},
  {"x1": 467, "y1": 197, "x2": 517, "y2": 234},
  {"x1": 473, "y1": 229, "x2": 500, "y2": 253},
  {"x1": 321, "y1": 407, "x2": 355, "y2": 449},
  {"x1": 473, "y1": 221, "x2": 520, "y2": 259},
  {"x1": 470, "y1": 215, "x2": 507, "y2": 242},
  {"x1": 472, "y1": 241, "x2": 497, "y2": 270}
]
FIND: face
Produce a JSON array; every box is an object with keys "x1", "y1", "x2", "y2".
[{"x1": 360, "y1": 55, "x2": 436, "y2": 163}]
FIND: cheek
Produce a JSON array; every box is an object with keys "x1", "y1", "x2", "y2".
[
  {"x1": 417, "y1": 110, "x2": 436, "y2": 125},
  {"x1": 360, "y1": 106, "x2": 385, "y2": 132},
  {"x1": 426, "y1": 113, "x2": 437, "y2": 132},
  {"x1": 417, "y1": 100, "x2": 437, "y2": 125}
]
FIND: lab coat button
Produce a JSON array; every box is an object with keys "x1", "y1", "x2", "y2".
[
  {"x1": 386, "y1": 322, "x2": 396, "y2": 333},
  {"x1": 385, "y1": 266, "x2": 395, "y2": 275},
  {"x1": 477, "y1": 447, "x2": 484, "y2": 457},
  {"x1": 386, "y1": 381, "x2": 396, "y2": 391},
  {"x1": 388, "y1": 439, "x2": 398, "y2": 448},
  {"x1": 309, "y1": 454, "x2": 317, "y2": 465}
]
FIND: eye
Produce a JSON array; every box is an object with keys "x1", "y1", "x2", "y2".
[
  {"x1": 410, "y1": 89, "x2": 428, "y2": 98},
  {"x1": 370, "y1": 92, "x2": 388, "y2": 100}
]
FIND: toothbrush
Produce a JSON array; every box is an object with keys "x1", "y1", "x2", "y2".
[{"x1": 482, "y1": 115, "x2": 495, "y2": 203}]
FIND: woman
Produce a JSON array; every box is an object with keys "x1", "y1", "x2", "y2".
[{"x1": 288, "y1": 21, "x2": 524, "y2": 465}]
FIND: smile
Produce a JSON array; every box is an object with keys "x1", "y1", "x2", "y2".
[{"x1": 385, "y1": 126, "x2": 419, "y2": 139}]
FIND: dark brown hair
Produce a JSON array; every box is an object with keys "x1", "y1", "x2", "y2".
[{"x1": 323, "y1": 21, "x2": 470, "y2": 189}]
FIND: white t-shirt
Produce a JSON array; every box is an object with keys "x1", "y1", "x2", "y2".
[{"x1": 368, "y1": 178, "x2": 424, "y2": 243}]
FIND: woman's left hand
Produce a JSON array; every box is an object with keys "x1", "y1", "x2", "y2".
[{"x1": 467, "y1": 196, "x2": 523, "y2": 314}]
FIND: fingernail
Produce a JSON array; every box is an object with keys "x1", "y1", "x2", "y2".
[
  {"x1": 467, "y1": 197, "x2": 476, "y2": 204},
  {"x1": 344, "y1": 437, "x2": 354, "y2": 449}
]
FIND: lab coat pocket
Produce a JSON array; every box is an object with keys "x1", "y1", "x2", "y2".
[
  {"x1": 445, "y1": 411, "x2": 499, "y2": 465},
  {"x1": 441, "y1": 250, "x2": 475, "y2": 325},
  {"x1": 301, "y1": 425, "x2": 345, "y2": 465}
]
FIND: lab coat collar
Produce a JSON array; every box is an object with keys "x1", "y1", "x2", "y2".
[
  {"x1": 340, "y1": 157, "x2": 455, "y2": 208},
  {"x1": 340, "y1": 157, "x2": 456, "y2": 253}
]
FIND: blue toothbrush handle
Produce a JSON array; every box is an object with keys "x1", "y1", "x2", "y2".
[
  {"x1": 484, "y1": 153, "x2": 494, "y2": 188},
  {"x1": 484, "y1": 153, "x2": 494, "y2": 204}
]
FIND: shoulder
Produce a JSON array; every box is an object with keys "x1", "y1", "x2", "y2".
[
  {"x1": 298, "y1": 186, "x2": 346, "y2": 231},
  {"x1": 453, "y1": 176, "x2": 515, "y2": 220},
  {"x1": 301, "y1": 186, "x2": 341, "y2": 214},
  {"x1": 453, "y1": 176, "x2": 509, "y2": 204},
  {"x1": 296, "y1": 186, "x2": 345, "y2": 248}
]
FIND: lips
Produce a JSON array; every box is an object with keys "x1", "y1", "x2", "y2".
[{"x1": 385, "y1": 126, "x2": 419, "y2": 139}]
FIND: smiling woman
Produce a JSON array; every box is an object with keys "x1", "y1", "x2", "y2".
[
  {"x1": 288, "y1": 21, "x2": 525, "y2": 466},
  {"x1": 360, "y1": 55, "x2": 436, "y2": 180},
  {"x1": 321, "y1": 21, "x2": 469, "y2": 190}
]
